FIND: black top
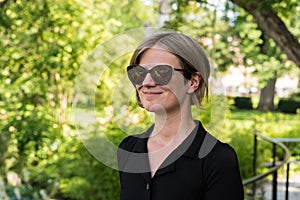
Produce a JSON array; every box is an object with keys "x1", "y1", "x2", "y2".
[{"x1": 117, "y1": 121, "x2": 244, "y2": 200}]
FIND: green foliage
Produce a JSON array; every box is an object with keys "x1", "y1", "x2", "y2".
[
  {"x1": 0, "y1": 0, "x2": 155, "y2": 199},
  {"x1": 60, "y1": 177, "x2": 91, "y2": 199},
  {"x1": 225, "y1": 108, "x2": 300, "y2": 180},
  {"x1": 165, "y1": 1, "x2": 234, "y2": 71},
  {"x1": 225, "y1": 125, "x2": 255, "y2": 179},
  {"x1": 22, "y1": 122, "x2": 122, "y2": 200},
  {"x1": 251, "y1": 110, "x2": 300, "y2": 159},
  {"x1": 167, "y1": 0, "x2": 299, "y2": 113},
  {"x1": 290, "y1": 91, "x2": 300, "y2": 99},
  {"x1": 0, "y1": 0, "x2": 299, "y2": 199},
  {"x1": 229, "y1": 3, "x2": 298, "y2": 89},
  {"x1": 6, "y1": 184, "x2": 43, "y2": 200}
]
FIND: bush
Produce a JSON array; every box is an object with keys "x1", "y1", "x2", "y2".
[
  {"x1": 233, "y1": 97, "x2": 253, "y2": 110},
  {"x1": 290, "y1": 91, "x2": 300, "y2": 99},
  {"x1": 277, "y1": 98, "x2": 300, "y2": 114},
  {"x1": 6, "y1": 184, "x2": 43, "y2": 200}
]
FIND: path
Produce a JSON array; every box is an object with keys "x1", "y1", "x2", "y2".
[{"x1": 261, "y1": 174, "x2": 300, "y2": 200}]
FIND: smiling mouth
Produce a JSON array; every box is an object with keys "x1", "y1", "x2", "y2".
[
  {"x1": 143, "y1": 91, "x2": 163, "y2": 95},
  {"x1": 142, "y1": 91, "x2": 163, "y2": 98}
]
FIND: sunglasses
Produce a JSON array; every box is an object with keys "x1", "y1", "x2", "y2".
[{"x1": 127, "y1": 64, "x2": 184, "y2": 85}]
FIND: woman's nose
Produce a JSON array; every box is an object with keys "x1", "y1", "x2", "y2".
[{"x1": 142, "y1": 73, "x2": 156, "y2": 86}]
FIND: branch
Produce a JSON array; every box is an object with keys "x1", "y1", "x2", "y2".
[{"x1": 230, "y1": 0, "x2": 300, "y2": 68}]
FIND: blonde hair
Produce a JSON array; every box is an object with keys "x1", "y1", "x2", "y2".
[{"x1": 130, "y1": 31, "x2": 210, "y2": 107}]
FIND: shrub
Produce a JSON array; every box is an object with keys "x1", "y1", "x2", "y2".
[
  {"x1": 277, "y1": 98, "x2": 300, "y2": 114},
  {"x1": 233, "y1": 97, "x2": 253, "y2": 110},
  {"x1": 6, "y1": 184, "x2": 42, "y2": 199},
  {"x1": 290, "y1": 91, "x2": 300, "y2": 99}
]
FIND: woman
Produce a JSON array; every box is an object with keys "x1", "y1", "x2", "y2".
[{"x1": 117, "y1": 31, "x2": 244, "y2": 200}]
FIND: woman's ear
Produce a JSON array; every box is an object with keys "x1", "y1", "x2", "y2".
[{"x1": 187, "y1": 72, "x2": 201, "y2": 94}]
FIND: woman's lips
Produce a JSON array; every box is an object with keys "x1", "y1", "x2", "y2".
[{"x1": 142, "y1": 91, "x2": 163, "y2": 98}]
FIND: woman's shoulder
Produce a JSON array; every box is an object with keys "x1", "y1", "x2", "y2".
[
  {"x1": 214, "y1": 140, "x2": 237, "y2": 154},
  {"x1": 118, "y1": 125, "x2": 153, "y2": 151},
  {"x1": 118, "y1": 135, "x2": 138, "y2": 151},
  {"x1": 204, "y1": 138, "x2": 240, "y2": 168},
  {"x1": 200, "y1": 136, "x2": 244, "y2": 198},
  {"x1": 118, "y1": 132, "x2": 148, "y2": 151}
]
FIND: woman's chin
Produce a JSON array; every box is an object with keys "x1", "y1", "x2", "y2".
[{"x1": 144, "y1": 104, "x2": 166, "y2": 114}]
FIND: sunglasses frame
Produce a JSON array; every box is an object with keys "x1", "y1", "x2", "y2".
[{"x1": 127, "y1": 64, "x2": 184, "y2": 85}]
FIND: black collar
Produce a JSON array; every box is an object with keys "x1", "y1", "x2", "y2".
[{"x1": 130, "y1": 120, "x2": 208, "y2": 159}]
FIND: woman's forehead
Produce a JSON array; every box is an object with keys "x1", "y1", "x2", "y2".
[{"x1": 139, "y1": 47, "x2": 180, "y2": 66}]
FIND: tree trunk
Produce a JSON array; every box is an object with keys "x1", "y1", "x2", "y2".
[
  {"x1": 257, "y1": 77, "x2": 277, "y2": 111},
  {"x1": 230, "y1": 0, "x2": 300, "y2": 68},
  {"x1": 157, "y1": 0, "x2": 172, "y2": 27}
]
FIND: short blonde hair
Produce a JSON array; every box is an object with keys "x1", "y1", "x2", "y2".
[{"x1": 129, "y1": 31, "x2": 210, "y2": 107}]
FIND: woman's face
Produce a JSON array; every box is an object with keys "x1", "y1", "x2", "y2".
[{"x1": 136, "y1": 47, "x2": 192, "y2": 114}]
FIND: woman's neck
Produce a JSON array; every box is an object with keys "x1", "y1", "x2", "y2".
[{"x1": 151, "y1": 106, "x2": 196, "y2": 142}]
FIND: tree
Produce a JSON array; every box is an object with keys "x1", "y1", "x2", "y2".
[
  {"x1": 165, "y1": 0, "x2": 299, "y2": 111},
  {"x1": 164, "y1": 1, "x2": 235, "y2": 71},
  {"x1": 230, "y1": 0, "x2": 300, "y2": 68},
  {"x1": 227, "y1": 0, "x2": 299, "y2": 110},
  {"x1": 0, "y1": 0, "x2": 155, "y2": 198}
]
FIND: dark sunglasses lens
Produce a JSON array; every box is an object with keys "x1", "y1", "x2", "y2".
[
  {"x1": 151, "y1": 65, "x2": 173, "y2": 85},
  {"x1": 127, "y1": 66, "x2": 147, "y2": 85},
  {"x1": 127, "y1": 65, "x2": 174, "y2": 85}
]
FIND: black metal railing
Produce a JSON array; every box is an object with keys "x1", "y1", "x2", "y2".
[
  {"x1": 242, "y1": 131, "x2": 293, "y2": 200},
  {"x1": 271, "y1": 138, "x2": 300, "y2": 200}
]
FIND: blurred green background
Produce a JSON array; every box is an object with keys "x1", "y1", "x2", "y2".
[{"x1": 0, "y1": 0, "x2": 299, "y2": 199}]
